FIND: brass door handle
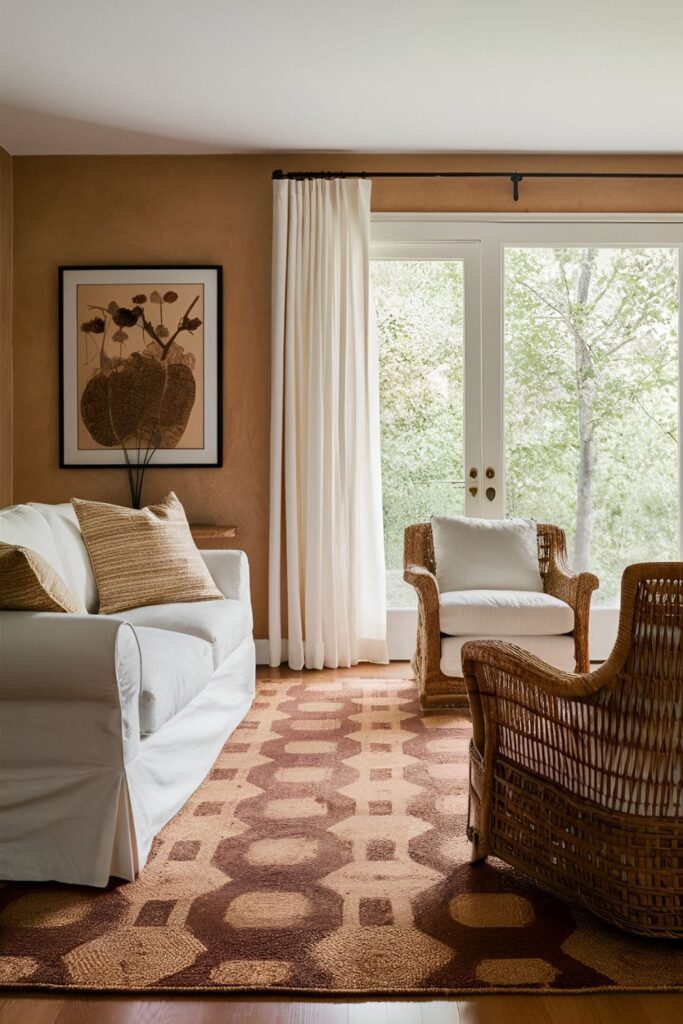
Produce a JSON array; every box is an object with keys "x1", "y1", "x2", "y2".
[{"x1": 469, "y1": 486, "x2": 478, "y2": 497}]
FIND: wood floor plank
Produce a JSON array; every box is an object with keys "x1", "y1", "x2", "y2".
[
  {"x1": 275, "y1": 1000, "x2": 348, "y2": 1024},
  {"x1": 347, "y1": 1001, "x2": 389, "y2": 1024},
  {"x1": 457, "y1": 993, "x2": 683, "y2": 1024},
  {"x1": 418, "y1": 1000, "x2": 463, "y2": 1024},
  {"x1": 54, "y1": 996, "x2": 211, "y2": 1024},
  {"x1": 0, "y1": 996, "x2": 61, "y2": 1024},
  {"x1": 375, "y1": 1002, "x2": 423, "y2": 1024},
  {"x1": 2, "y1": 994, "x2": 683, "y2": 1024}
]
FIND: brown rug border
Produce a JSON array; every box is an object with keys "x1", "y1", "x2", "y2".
[{"x1": 3, "y1": 982, "x2": 682, "y2": 996}]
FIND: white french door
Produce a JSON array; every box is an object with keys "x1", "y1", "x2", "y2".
[
  {"x1": 371, "y1": 215, "x2": 683, "y2": 659},
  {"x1": 370, "y1": 242, "x2": 482, "y2": 611}
]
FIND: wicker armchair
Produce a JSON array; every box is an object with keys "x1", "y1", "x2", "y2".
[
  {"x1": 404, "y1": 522, "x2": 598, "y2": 709},
  {"x1": 463, "y1": 562, "x2": 683, "y2": 939}
]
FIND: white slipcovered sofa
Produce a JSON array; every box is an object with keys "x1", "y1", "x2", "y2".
[{"x1": 0, "y1": 501, "x2": 255, "y2": 887}]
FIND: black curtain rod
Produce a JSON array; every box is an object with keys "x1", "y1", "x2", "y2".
[{"x1": 271, "y1": 168, "x2": 683, "y2": 203}]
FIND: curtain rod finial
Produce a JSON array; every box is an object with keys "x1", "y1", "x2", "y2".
[{"x1": 510, "y1": 173, "x2": 523, "y2": 202}]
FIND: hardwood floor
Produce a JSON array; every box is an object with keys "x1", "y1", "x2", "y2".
[
  {"x1": 2, "y1": 666, "x2": 681, "y2": 1024},
  {"x1": 1, "y1": 993, "x2": 682, "y2": 1024}
]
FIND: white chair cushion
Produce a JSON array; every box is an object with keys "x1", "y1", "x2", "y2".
[
  {"x1": 133, "y1": 626, "x2": 214, "y2": 735},
  {"x1": 31, "y1": 502, "x2": 99, "y2": 613},
  {"x1": 111, "y1": 599, "x2": 251, "y2": 670},
  {"x1": 0, "y1": 504, "x2": 63, "y2": 575},
  {"x1": 441, "y1": 635, "x2": 576, "y2": 678},
  {"x1": 439, "y1": 589, "x2": 574, "y2": 637},
  {"x1": 431, "y1": 515, "x2": 543, "y2": 593}
]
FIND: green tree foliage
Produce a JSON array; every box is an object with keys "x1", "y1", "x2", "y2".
[
  {"x1": 373, "y1": 249, "x2": 678, "y2": 608},
  {"x1": 506, "y1": 247, "x2": 678, "y2": 603}
]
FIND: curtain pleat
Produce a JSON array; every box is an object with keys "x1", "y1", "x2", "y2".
[{"x1": 268, "y1": 178, "x2": 388, "y2": 669}]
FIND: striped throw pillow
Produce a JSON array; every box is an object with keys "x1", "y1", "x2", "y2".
[
  {"x1": 72, "y1": 492, "x2": 223, "y2": 615},
  {"x1": 0, "y1": 543, "x2": 84, "y2": 613}
]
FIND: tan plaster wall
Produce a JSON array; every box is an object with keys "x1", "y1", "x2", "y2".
[{"x1": 11, "y1": 153, "x2": 683, "y2": 634}]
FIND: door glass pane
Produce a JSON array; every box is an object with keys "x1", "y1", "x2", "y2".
[
  {"x1": 372, "y1": 260, "x2": 465, "y2": 608},
  {"x1": 505, "y1": 246, "x2": 679, "y2": 604}
]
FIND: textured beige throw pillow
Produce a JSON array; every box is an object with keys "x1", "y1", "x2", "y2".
[
  {"x1": 0, "y1": 543, "x2": 84, "y2": 613},
  {"x1": 72, "y1": 492, "x2": 223, "y2": 615}
]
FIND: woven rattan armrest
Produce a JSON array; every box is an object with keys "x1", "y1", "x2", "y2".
[
  {"x1": 461, "y1": 639, "x2": 607, "y2": 751},
  {"x1": 403, "y1": 563, "x2": 443, "y2": 682},
  {"x1": 462, "y1": 639, "x2": 603, "y2": 697},
  {"x1": 545, "y1": 567, "x2": 598, "y2": 673},
  {"x1": 404, "y1": 563, "x2": 439, "y2": 605},
  {"x1": 545, "y1": 568, "x2": 599, "y2": 609},
  {"x1": 537, "y1": 524, "x2": 599, "y2": 671}
]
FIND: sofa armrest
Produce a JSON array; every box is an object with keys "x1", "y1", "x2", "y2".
[
  {"x1": 0, "y1": 612, "x2": 143, "y2": 886},
  {"x1": 201, "y1": 550, "x2": 251, "y2": 607},
  {"x1": 0, "y1": 612, "x2": 141, "y2": 762}
]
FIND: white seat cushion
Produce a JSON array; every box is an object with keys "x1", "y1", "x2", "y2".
[
  {"x1": 431, "y1": 515, "x2": 543, "y2": 593},
  {"x1": 439, "y1": 589, "x2": 574, "y2": 637},
  {"x1": 112, "y1": 599, "x2": 251, "y2": 669},
  {"x1": 31, "y1": 502, "x2": 99, "y2": 613},
  {"x1": 441, "y1": 634, "x2": 576, "y2": 677},
  {"x1": 134, "y1": 626, "x2": 214, "y2": 735}
]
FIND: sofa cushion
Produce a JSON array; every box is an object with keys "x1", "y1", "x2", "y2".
[
  {"x1": 431, "y1": 515, "x2": 543, "y2": 593},
  {"x1": 0, "y1": 504, "x2": 63, "y2": 576},
  {"x1": 0, "y1": 543, "x2": 84, "y2": 613},
  {"x1": 134, "y1": 626, "x2": 214, "y2": 735},
  {"x1": 113, "y1": 599, "x2": 251, "y2": 670},
  {"x1": 31, "y1": 502, "x2": 99, "y2": 613},
  {"x1": 441, "y1": 634, "x2": 576, "y2": 677},
  {"x1": 72, "y1": 492, "x2": 223, "y2": 615},
  {"x1": 439, "y1": 589, "x2": 574, "y2": 637}
]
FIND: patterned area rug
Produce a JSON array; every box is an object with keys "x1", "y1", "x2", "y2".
[{"x1": 1, "y1": 676, "x2": 682, "y2": 994}]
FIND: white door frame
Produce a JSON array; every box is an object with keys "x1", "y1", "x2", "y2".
[{"x1": 372, "y1": 213, "x2": 683, "y2": 659}]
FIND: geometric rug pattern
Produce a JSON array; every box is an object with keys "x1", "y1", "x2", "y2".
[{"x1": 1, "y1": 677, "x2": 682, "y2": 993}]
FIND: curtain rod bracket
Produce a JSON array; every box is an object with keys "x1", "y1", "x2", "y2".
[{"x1": 510, "y1": 173, "x2": 523, "y2": 202}]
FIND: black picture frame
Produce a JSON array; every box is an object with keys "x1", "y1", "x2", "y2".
[{"x1": 59, "y1": 265, "x2": 223, "y2": 469}]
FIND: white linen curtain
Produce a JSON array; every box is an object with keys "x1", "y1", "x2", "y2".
[{"x1": 268, "y1": 178, "x2": 388, "y2": 670}]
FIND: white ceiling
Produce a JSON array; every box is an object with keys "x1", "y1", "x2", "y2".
[{"x1": 1, "y1": 0, "x2": 682, "y2": 155}]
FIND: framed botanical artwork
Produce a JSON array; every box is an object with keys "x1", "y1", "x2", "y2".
[{"x1": 59, "y1": 266, "x2": 222, "y2": 472}]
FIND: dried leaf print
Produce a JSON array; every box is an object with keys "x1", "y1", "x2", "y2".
[
  {"x1": 81, "y1": 350, "x2": 195, "y2": 450},
  {"x1": 113, "y1": 307, "x2": 139, "y2": 328},
  {"x1": 80, "y1": 317, "x2": 105, "y2": 334}
]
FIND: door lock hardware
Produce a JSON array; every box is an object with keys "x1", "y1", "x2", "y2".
[
  {"x1": 486, "y1": 487, "x2": 496, "y2": 501},
  {"x1": 485, "y1": 467, "x2": 495, "y2": 479}
]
